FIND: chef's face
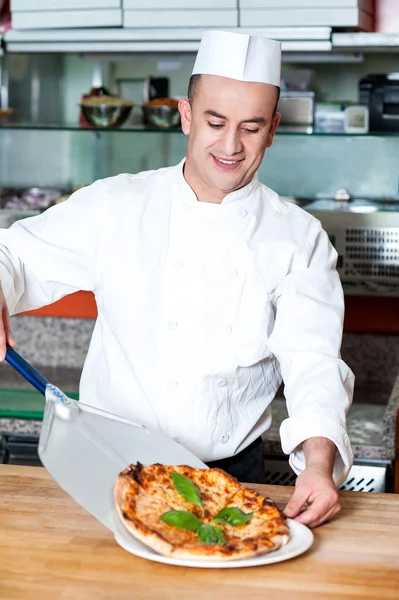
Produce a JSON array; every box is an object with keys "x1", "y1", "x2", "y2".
[{"x1": 179, "y1": 74, "x2": 280, "y2": 202}]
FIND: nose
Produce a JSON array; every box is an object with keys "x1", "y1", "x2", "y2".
[{"x1": 220, "y1": 126, "x2": 243, "y2": 157}]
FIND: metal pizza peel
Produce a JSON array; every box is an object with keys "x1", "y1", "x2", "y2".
[{"x1": 5, "y1": 346, "x2": 207, "y2": 534}]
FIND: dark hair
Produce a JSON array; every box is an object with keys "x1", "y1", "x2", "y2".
[
  {"x1": 187, "y1": 74, "x2": 280, "y2": 113},
  {"x1": 188, "y1": 74, "x2": 202, "y2": 104}
]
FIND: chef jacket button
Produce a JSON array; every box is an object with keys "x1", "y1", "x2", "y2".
[
  {"x1": 228, "y1": 266, "x2": 238, "y2": 277},
  {"x1": 217, "y1": 378, "x2": 227, "y2": 387},
  {"x1": 167, "y1": 379, "x2": 178, "y2": 390},
  {"x1": 172, "y1": 259, "x2": 183, "y2": 270},
  {"x1": 238, "y1": 208, "x2": 248, "y2": 218},
  {"x1": 223, "y1": 324, "x2": 233, "y2": 334},
  {"x1": 167, "y1": 319, "x2": 178, "y2": 330},
  {"x1": 220, "y1": 434, "x2": 230, "y2": 444}
]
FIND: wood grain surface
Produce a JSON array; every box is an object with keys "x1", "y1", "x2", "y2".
[{"x1": 0, "y1": 465, "x2": 398, "y2": 600}]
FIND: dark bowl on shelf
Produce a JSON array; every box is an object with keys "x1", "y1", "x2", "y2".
[{"x1": 80, "y1": 103, "x2": 133, "y2": 128}]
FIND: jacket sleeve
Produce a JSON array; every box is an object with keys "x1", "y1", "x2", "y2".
[
  {"x1": 0, "y1": 179, "x2": 107, "y2": 315},
  {"x1": 268, "y1": 218, "x2": 354, "y2": 486}
]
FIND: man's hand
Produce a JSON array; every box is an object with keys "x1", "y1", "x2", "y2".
[
  {"x1": 283, "y1": 437, "x2": 340, "y2": 528},
  {"x1": 0, "y1": 282, "x2": 15, "y2": 361}
]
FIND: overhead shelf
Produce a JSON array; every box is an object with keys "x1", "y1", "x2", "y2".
[
  {"x1": 333, "y1": 32, "x2": 399, "y2": 53},
  {"x1": 2, "y1": 121, "x2": 399, "y2": 136},
  {"x1": 3, "y1": 26, "x2": 332, "y2": 54},
  {"x1": 2, "y1": 28, "x2": 399, "y2": 56}
]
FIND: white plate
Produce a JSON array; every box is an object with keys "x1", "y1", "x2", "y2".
[{"x1": 113, "y1": 518, "x2": 314, "y2": 569}]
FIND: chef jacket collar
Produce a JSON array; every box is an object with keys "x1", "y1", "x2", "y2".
[{"x1": 175, "y1": 159, "x2": 259, "y2": 206}]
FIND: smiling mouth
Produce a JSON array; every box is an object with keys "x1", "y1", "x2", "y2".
[{"x1": 212, "y1": 155, "x2": 244, "y2": 170}]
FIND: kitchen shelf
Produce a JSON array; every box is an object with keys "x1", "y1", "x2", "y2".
[
  {"x1": 3, "y1": 26, "x2": 332, "y2": 54},
  {"x1": 333, "y1": 32, "x2": 399, "y2": 53},
  {"x1": 1, "y1": 122, "x2": 399, "y2": 137},
  {"x1": 0, "y1": 122, "x2": 183, "y2": 133},
  {"x1": 2, "y1": 29, "x2": 399, "y2": 56}
]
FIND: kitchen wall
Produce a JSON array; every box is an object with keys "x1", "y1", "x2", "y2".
[{"x1": 1, "y1": 51, "x2": 399, "y2": 198}]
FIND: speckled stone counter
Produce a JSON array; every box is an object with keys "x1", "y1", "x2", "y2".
[
  {"x1": 262, "y1": 396, "x2": 394, "y2": 461},
  {"x1": 1, "y1": 316, "x2": 399, "y2": 463}
]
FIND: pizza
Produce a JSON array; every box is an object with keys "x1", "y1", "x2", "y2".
[{"x1": 114, "y1": 463, "x2": 290, "y2": 561}]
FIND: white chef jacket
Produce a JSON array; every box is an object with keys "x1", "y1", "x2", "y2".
[{"x1": 0, "y1": 160, "x2": 354, "y2": 484}]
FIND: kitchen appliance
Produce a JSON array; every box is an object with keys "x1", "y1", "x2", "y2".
[
  {"x1": 143, "y1": 76, "x2": 169, "y2": 104},
  {"x1": 263, "y1": 455, "x2": 393, "y2": 494},
  {"x1": 359, "y1": 74, "x2": 399, "y2": 132},
  {"x1": 304, "y1": 197, "x2": 399, "y2": 296},
  {"x1": 277, "y1": 91, "x2": 315, "y2": 133}
]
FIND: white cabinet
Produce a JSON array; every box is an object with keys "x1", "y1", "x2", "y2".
[
  {"x1": 11, "y1": 0, "x2": 121, "y2": 9},
  {"x1": 11, "y1": 10, "x2": 122, "y2": 29},
  {"x1": 123, "y1": 10, "x2": 238, "y2": 28}
]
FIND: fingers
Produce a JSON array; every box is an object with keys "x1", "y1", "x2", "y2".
[
  {"x1": 0, "y1": 293, "x2": 15, "y2": 361},
  {"x1": 295, "y1": 497, "x2": 341, "y2": 528},
  {"x1": 0, "y1": 308, "x2": 6, "y2": 361},
  {"x1": 283, "y1": 486, "x2": 310, "y2": 519},
  {"x1": 296, "y1": 503, "x2": 340, "y2": 529},
  {"x1": 3, "y1": 305, "x2": 16, "y2": 348}
]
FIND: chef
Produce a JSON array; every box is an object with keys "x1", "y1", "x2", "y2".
[{"x1": 0, "y1": 30, "x2": 354, "y2": 528}]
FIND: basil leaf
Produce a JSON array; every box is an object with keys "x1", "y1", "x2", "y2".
[
  {"x1": 160, "y1": 510, "x2": 202, "y2": 531},
  {"x1": 197, "y1": 524, "x2": 226, "y2": 546},
  {"x1": 171, "y1": 472, "x2": 203, "y2": 507},
  {"x1": 212, "y1": 507, "x2": 253, "y2": 526}
]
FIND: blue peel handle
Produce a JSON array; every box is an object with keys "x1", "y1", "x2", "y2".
[{"x1": 5, "y1": 346, "x2": 50, "y2": 396}]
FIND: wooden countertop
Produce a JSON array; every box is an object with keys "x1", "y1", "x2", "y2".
[{"x1": 1, "y1": 466, "x2": 398, "y2": 600}]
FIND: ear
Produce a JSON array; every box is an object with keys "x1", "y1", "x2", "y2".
[
  {"x1": 178, "y1": 98, "x2": 192, "y2": 135},
  {"x1": 265, "y1": 112, "x2": 281, "y2": 149}
]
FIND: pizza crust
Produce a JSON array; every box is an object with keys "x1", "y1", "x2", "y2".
[{"x1": 114, "y1": 463, "x2": 290, "y2": 562}]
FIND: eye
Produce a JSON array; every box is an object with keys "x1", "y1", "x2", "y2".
[
  {"x1": 243, "y1": 128, "x2": 259, "y2": 135},
  {"x1": 207, "y1": 122, "x2": 224, "y2": 129}
]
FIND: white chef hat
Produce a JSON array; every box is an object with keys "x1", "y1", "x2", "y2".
[{"x1": 192, "y1": 30, "x2": 281, "y2": 87}]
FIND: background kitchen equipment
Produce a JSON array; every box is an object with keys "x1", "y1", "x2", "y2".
[
  {"x1": 359, "y1": 74, "x2": 399, "y2": 132},
  {"x1": 305, "y1": 198, "x2": 399, "y2": 296},
  {"x1": 80, "y1": 97, "x2": 133, "y2": 129},
  {"x1": 143, "y1": 76, "x2": 170, "y2": 104},
  {"x1": 142, "y1": 99, "x2": 180, "y2": 129},
  {"x1": 4, "y1": 346, "x2": 206, "y2": 534},
  {"x1": 116, "y1": 77, "x2": 146, "y2": 125},
  {"x1": 315, "y1": 103, "x2": 369, "y2": 134},
  {"x1": 277, "y1": 92, "x2": 315, "y2": 133},
  {"x1": 80, "y1": 62, "x2": 134, "y2": 129},
  {"x1": 278, "y1": 69, "x2": 317, "y2": 133}
]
